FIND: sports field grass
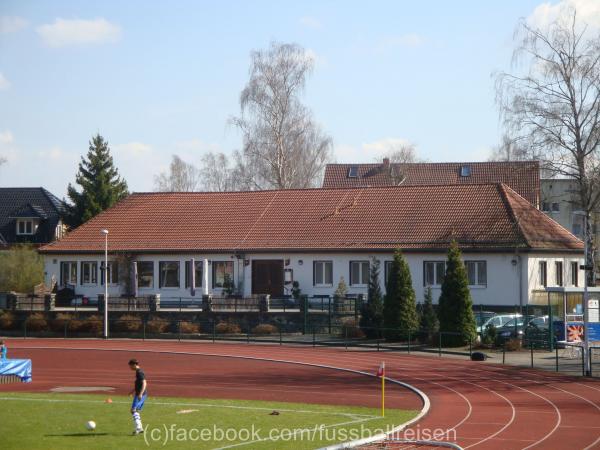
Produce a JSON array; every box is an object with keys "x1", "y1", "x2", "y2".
[{"x1": 0, "y1": 392, "x2": 418, "y2": 449}]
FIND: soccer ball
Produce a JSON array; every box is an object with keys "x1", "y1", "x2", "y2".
[{"x1": 86, "y1": 421, "x2": 96, "y2": 431}]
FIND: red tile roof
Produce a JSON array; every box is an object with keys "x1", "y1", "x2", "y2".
[
  {"x1": 322, "y1": 161, "x2": 540, "y2": 206},
  {"x1": 39, "y1": 184, "x2": 581, "y2": 254}
]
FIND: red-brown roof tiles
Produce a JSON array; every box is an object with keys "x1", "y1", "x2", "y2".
[
  {"x1": 39, "y1": 183, "x2": 581, "y2": 254},
  {"x1": 322, "y1": 161, "x2": 540, "y2": 206}
]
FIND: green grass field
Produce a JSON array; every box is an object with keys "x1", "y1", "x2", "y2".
[{"x1": 0, "y1": 392, "x2": 418, "y2": 449}]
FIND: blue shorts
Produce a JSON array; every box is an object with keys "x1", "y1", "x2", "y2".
[{"x1": 131, "y1": 393, "x2": 148, "y2": 411}]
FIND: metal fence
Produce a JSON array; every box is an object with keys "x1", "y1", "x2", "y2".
[{"x1": 2, "y1": 314, "x2": 600, "y2": 377}]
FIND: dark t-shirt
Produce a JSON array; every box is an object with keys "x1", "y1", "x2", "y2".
[{"x1": 134, "y1": 368, "x2": 146, "y2": 395}]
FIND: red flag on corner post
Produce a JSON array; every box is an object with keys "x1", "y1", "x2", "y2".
[{"x1": 376, "y1": 361, "x2": 385, "y2": 377}]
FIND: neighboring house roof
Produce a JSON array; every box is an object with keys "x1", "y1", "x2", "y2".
[
  {"x1": 0, "y1": 187, "x2": 66, "y2": 245},
  {"x1": 9, "y1": 203, "x2": 49, "y2": 219},
  {"x1": 39, "y1": 183, "x2": 581, "y2": 254},
  {"x1": 322, "y1": 161, "x2": 540, "y2": 206}
]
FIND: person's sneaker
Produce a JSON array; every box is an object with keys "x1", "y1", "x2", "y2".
[{"x1": 132, "y1": 429, "x2": 144, "y2": 435}]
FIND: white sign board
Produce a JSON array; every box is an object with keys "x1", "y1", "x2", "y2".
[{"x1": 589, "y1": 299, "x2": 600, "y2": 323}]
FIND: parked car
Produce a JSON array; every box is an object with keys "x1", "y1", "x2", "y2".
[
  {"x1": 494, "y1": 316, "x2": 533, "y2": 343},
  {"x1": 477, "y1": 314, "x2": 521, "y2": 335},
  {"x1": 474, "y1": 311, "x2": 496, "y2": 328}
]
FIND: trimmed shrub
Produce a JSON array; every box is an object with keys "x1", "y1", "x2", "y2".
[
  {"x1": 383, "y1": 249, "x2": 419, "y2": 340},
  {"x1": 68, "y1": 315, "x2": 103, "y2": 335},
  {"x1": 482, "y1": 324, "x2": 497, "y2": 345},
  {"x1": 252, "y1": 323, "x2": 279, "y2": 335},
  {"x1": 360, "y1": 257, "x2": 384, "y2": 338},
  {"x1": 504, "y1": 338, "x2": 522, "y2": 352},
  {"x1": 340, "y1": 318, "x2": 365, "y2": 339},
  {"x1": 50, "y1": 313, "x2": 74, "y2": 332},
  {"x1": 179, "y1": 321, "x2": 200, "y2": 334},
  {"x1": 437, "y1": 241, "x2": 477, "y2": 347},
  {"x1": 215, "y1": 321, "x2": 241, "y2": 334},
  {"x1": 113, "y1": 314, "x2": 142, "y2": 332},
  {"x1": 25, "y1": 313, "x2": 47, "y2": 332},
  {"x1": 0, "y1": 311, "x2": 16, "y2": 330},
  {"x1": 146, "y1": 318, "x2": 170, "y2": 334}
]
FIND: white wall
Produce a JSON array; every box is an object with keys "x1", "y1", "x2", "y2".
[{"x1": 44, "y1": 251, "x2": 583, "y2": 306}]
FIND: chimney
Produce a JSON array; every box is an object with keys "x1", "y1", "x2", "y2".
[{"x1": 383, "y1": 158, "x2": 390, "y2": 168}]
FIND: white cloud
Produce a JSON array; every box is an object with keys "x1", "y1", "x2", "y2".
[
  {"x1": 0, "y1": 16, "x2": 28, "y2": 34},
  {"x1": 529, "y1": 0, "x2": 600, "y2": 30},
  {"x1": 36, "y1": 18, "x2": 121, "y2": 47},
  {"x1": 334, "y1": 138, "x2": 415, "y2": 163},
  {"x1": 113, "y1": 141, "x2": 152, "y2": 157},
  {"x1": 0, "y1": 72, "x2": 10, "y2": 90},
  {"x1": 0, "y1": 130, "x2": 18, "y2": 165},
  {"x1": 375, "y1": 33, "x2": 424, "y2": 53},
  {"x1": 299, "y1": 16, "x2": 322, "y2": 29},
  {"x1": 0, "y1": 130, "x2": 14, "y2": 145},
  {"x1": 37, "y1": 147, "x2": 66, "y2": 161}
]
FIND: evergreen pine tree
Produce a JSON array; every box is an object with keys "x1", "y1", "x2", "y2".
[
  {"x1": 420, "y1": 286, "x2": 439, "y2": 338},
  {"x1": 383, "y1": 249, "x2": 419, "y2": 339},
  {"x1": 360, "y1": 257, "x2": 384, "y2": 337},
  {"x1": 437, "y1": 241, "x2": 477, "y2": 346},
  {"x1": 66, "y1": 134, "x2": 128, "y2": 228}
]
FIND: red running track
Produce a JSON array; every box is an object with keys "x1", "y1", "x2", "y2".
[{"x1": 3, "y1": 338, "x2": 600, "y2": 449}]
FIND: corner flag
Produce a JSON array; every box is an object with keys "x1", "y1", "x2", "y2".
[{"x1": 376, "y1": 362, "x2": 385, "y2": 417}]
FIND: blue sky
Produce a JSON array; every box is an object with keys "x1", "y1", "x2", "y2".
[{"x1": 0, "y1": 0, "x2": 597, "y2": 197}]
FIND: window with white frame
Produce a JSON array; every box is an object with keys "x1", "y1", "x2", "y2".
[
  {"x1": 465, "y1": 261, "x2": 487, "y2": 286},
  {"x1": 349, "y1": 261, "x2": 369, "y2": 286},
  {"x1": 159, "y1": 261, "x2": 180, "y2": 288},
  {"x1": 313, "y1": 261, "x2": 333, "y2": 286},
  {"x1": 212, "y1": 261, "x2": 233, "y2": 288},
  {"x1": 60, "y1": 261, "x2": 77, "y2": 286},
  {"x1": 101, "y1": 261, "x2": 119, "y2": 285},
  {"x1": 16, "y1": 219, "x2": 34, "y2": 235},
  {"x1": 570, "y1": 261, "x2": 578, "y2": 287},
  {"x1": 185, "y1": 260, "x2": 203, "y2": 288},
  {"x1": 539, "y1": 261, "x2": 547, "y2": 287},
  {"x1": 137, "y1": 261, "x2": 154, "y2": 288},
  {"x1": 555, "y1": 261, "x2": 563, "y2": 286},
  {"x1": 423, "y1": 261, "x2": 445, "y2": 286},
  {"x1": 81, "y1": 261, "x2": 98, "y2": 285}
]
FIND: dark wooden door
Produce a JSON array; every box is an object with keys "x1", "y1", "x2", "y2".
[{"x1": 252, "y1": 260, "x2": 284, "y2": 296}]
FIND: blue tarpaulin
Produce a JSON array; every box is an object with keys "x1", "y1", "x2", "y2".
[{"x1": 0, "y1": 359, "x2": 32, "y2": 382}]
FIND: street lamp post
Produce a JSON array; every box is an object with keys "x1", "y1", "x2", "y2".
[
  {"x1": 101, "y1": 229, "x2": 109, "y2": 339},
  {"x1": 574, "y1": 211, "x2": 591, "y2": 376}
]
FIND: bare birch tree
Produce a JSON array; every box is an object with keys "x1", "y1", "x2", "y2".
[
  {"x1": 376, "y1": 142, "x2": 421, "y2": 185},
  {"x1": 154, "y1": 155, "x2": 201, "y2": 192},
  {"x1": 198, "y1": 152, "x2": 240, "y2": 192},
  {"x1": 496, "y1": 9, "x2": 600, "y2": 283},
  {"x1": 488, "y1": 134, "x2": 531, "y2": 161},
  {"x1": 231, "y1": 42, "x2": 332, "y2": 190}
]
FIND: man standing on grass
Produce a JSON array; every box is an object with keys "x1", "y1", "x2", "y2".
[{"x1": 128, "y1": 358, "x2": 147, "y2": 435}]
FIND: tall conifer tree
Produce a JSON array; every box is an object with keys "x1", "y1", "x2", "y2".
[{"x1": 66, "y1": 134, "x2": 128, "y2": 228}]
